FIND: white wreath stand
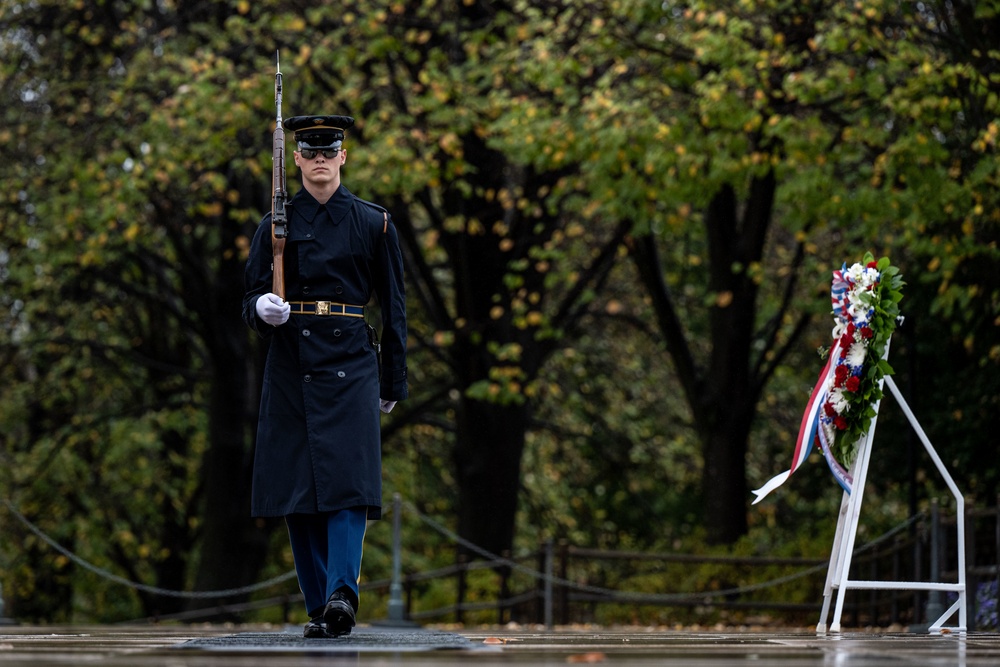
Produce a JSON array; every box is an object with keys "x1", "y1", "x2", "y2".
[{"x1": 816, "y1": 372, "x2": 967, "y2": 635}]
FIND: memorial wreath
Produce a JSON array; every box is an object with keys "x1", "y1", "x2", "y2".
[
  {"x1": 819, "y1": 252, "x2": 905, "y2": 467},
  {"x1": 752, "y1": 252, "x2": 904, "y2": 504}
]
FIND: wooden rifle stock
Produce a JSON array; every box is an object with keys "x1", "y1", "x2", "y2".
[
  {"x1": 271, "y1": 51, "x2": 288, "y2": 299},
  {"x1": 271, "y1": 236, "x2": 286, "y2": 298}
]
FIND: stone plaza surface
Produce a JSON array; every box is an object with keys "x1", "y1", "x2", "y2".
[{"x1": 0, "y1": 623, "x2": 998, "y2": 666}]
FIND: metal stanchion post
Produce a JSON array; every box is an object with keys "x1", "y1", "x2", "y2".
[
  {"x1": 387, "y1": 492, "x2": 405, "y2": 622},
  {"x1": 0, "y1": 581, "x2": 16, "y2": 625},
  {"x1": 544, "y1": 538, "x2": 554, "y2": 630},
  {"x1": 0, "y1": 499, "x2": 15, "y2": 625},
  {"x1": 925, "y1": 499, "x2": 944, "y2": 624},
  {"x1": 372, "y1": 492, "x2": 418, "y2": 627}
]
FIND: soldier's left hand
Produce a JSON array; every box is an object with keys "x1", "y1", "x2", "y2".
[{"x1": 379, "y1": 399, "x2": 396, "y2": 414}]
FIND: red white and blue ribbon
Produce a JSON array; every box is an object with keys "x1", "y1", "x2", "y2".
[
  {"x1": 752, "y1": 340, "x2": 842, "y2": 504},
  {"x1": 751, "y1": 335, "x2": 856, "y2": 504},
  {"x1": 817, "y1": 414, "x2": 853, "y2": 495},
  {"x1": 752, "y1": 260, "x2": 879, "y2": 504}
]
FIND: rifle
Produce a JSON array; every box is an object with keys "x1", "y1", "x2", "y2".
[{"x1": 270, "y1": 51, "x2": 288, "y2": 299}]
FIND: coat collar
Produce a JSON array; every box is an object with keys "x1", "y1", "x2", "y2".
[{"x1": 288, "y1": 185, "x2": 355, "y2": 225}]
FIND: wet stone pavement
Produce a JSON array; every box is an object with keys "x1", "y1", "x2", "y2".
[{"x1": 0, "y1": 623, "x2": 998, "y2": 666}]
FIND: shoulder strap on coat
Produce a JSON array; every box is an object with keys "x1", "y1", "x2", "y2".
[
  {"x1": 353, "y1": 195, "x2": 387, "y2": 213},
  {"x1": 351, "y1": 194, "x2": 389, "y2": 234}
]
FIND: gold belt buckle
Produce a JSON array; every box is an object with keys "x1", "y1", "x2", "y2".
[{"x1": 316, "y1": 301, "x2": 331, "y2": 316}]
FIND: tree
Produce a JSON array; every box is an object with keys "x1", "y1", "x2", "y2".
[
  {"x1": 0, "y1": 0, "x2": 279, "y2": 617},
  {"x1": 528, "y1": 0, "x2": 1000, "y2": 543},
  {"x1": 2, "y1": 0, "x2": 996, "y2": 623},
  {"x1": 0, "y1": 0, "x2": 639, "y2": 615},
  {"x1": 287, "y1": 0, "x2": 636, "y2": 557},
  {"x1": 872, "y1": 0, "x2": 1000, "y2": 502}
]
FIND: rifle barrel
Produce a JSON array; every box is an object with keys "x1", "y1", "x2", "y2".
[{"x1": 271, "y1": 51, "x2": 288, "y2": 298}]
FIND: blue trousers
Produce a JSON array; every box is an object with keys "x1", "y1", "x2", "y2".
[{"x1": 285, "y1": 508, "x2": 368, "y2": 618}]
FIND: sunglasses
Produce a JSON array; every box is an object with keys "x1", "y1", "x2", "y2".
[{"x1": 300, "y1": 147, "x2": 342, "y2": 160}]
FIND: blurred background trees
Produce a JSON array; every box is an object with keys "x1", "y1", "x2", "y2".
[{"x1": 0, "y1": 0, "x2": 996, "y2": 622}]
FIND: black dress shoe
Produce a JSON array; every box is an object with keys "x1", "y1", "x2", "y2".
[
  {"x1": 322, "y1": 590, "x2": 356, "y2": 636},
  {"x1": 303, "y1": 617, "x2": 331, "y2": 638}
]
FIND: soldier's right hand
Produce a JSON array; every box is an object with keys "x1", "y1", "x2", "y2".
[{"x1": 256, "y1": 293, "x2": 290, "y2": 326}]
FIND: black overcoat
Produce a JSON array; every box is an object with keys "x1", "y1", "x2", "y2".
[{"x1": 242, "y1": 185, "x2": 408, "y2": 519}]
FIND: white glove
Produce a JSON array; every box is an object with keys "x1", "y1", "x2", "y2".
[
  {"x1": 379, "y1": 399, "x2": 396, "y2": 414},
  {"x1": 255, "y1": 293, "x2": 290, "y2": 326}
]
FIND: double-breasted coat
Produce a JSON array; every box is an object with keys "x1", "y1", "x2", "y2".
[{"x1": 242, "y1": 185, "x2": 407, "y2": 520}]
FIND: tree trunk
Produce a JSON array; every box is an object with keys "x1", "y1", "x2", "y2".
[
  {"x1": 699, "y1": 404, "x2": 753, "y2": 544},
  {"x1": 190, "y1": 206, "x2": 277, "y2": 609},
  {"x1": 631, "y1": 173, "x2": 776, "y2": 545},
  {"x1": 190, "y1": 338, "x2": 274, "y2": 609},
  {"x1": 453, "y1": 398, "x2": 528, "y2": 559}
]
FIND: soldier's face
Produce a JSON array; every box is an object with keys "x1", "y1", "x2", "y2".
[{"x1": 294, "y1": 147, "x2": 346, "y2": 186}]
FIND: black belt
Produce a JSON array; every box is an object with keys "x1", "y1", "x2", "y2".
[{"x1": 289, "y1": 301, "x2": 365, "y2": 317}]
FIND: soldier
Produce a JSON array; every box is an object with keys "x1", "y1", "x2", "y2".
[{"x1": 243, "y1": 114, "x2": 408, "y2": 638}]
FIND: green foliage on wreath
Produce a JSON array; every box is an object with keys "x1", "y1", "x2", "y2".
[{"x1": 826, "y1": 252, "x2": 905, "y2": 465}]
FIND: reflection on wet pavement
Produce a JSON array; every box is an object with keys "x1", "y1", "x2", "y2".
[{"x1": 0, "y1": 624, "x2": 998, "y2": 666}]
